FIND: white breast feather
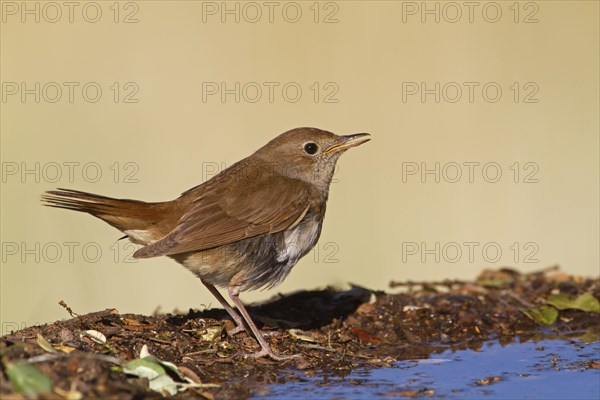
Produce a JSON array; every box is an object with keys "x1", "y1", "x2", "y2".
[{"x1": 277, "y1": 218, "x2": 320, "y2": 264}]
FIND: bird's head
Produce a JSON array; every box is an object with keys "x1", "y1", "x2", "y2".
[{"x1": 254, "y1": 127, "x2": 370, "y2": 192}]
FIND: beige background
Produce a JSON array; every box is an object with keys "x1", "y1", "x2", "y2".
[{"x1": 1, "y1": 0, "x2": 598, "y2": 332}]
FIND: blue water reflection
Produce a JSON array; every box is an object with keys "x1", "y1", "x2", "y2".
[{"x1": 256, "y1": 337, "x2": 599, "y2": 399}]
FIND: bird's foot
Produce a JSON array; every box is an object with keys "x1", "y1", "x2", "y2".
[
  {"x1": 249, "y1": 347, "x2": 301, "y2": 361},
  {"x1": 226, "y1": 324, "x2": 245, "y2": 336},
  {"x1": 227, "y1": 324, "x2": 280, "y2": 338}
]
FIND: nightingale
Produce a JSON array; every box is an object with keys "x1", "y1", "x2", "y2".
[{"x1": 43, "y1": 127, "x2": 370, "y2": 360}]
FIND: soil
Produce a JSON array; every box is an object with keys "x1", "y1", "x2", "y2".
[{"x1": 1, "y1": 267, "x2": 599, "y2": 399}]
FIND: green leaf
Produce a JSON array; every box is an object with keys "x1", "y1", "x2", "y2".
[
  {"x1": 123, "y1": 357, "x2": 166, "y2": 379},
  {"x1": 123, "y1": 357, "x2": 177, "y2": 396},
  {"x1": 6, "y1": 362, "x2": 53, "y2": 397},
  {"x1": 36, "y1": 333, "x2": 56, "y2": 353},
  {"x1": 138, "y1": 345, "x2": 184, "y2": 380},
  {"x1": 121, "y1": 344, "x2": 219, "y2": 395},
  {"x1": 148, "y1": 374, "x2": 178, "y2": 396},
  {"x1": 522, "y1": 305, "x2": 559, "y2": 326},
  {"x1": 547, "y1": 293, "x2": 600, "y2": 313},
  {"x1": 122, "y1": 345, "x2": 180, "y2": 396}
]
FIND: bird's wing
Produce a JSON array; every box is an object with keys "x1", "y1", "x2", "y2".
[{"x1": 133, "y1": 172, "x2": 311, "y2": 258}]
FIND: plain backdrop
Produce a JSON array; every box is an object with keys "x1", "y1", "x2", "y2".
[{"x1": 1, "y1": 1, "x2": 598, "y2": 332}]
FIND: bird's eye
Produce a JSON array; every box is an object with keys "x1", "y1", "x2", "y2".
[{"x1": 303, "y1": 142, "x2": 319, "y2": 155}]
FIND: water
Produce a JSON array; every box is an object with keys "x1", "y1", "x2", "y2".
[{"x1": 256, "y1": 336, "x2": 600, "y2": 399}]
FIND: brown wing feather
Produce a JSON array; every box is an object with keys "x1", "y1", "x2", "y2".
[{"x1": 133, "y1": 168, "x2": 310, "y2": 258}]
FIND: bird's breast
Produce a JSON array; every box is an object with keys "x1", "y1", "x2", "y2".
[{"x1": 277, "y1": 214, "x2": 322, "y2": 265}]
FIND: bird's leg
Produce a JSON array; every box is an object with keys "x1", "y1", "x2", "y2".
[
  {"x1": 228, "y1": 285, "x2": 300, "y2": 361},
  {"x1": 201, "y1": 280, "x2": 246, "y2": 336}
]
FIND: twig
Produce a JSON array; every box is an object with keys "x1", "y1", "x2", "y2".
[
  {"x1": 297, "y1": 343, "x2": 338, "y2": 353},
  {"x1": 27, "y1": 352, "x2": 120, "y2": 365},
  {"x1": 58, "y1": 300, "x2": 80, "y2": 318},
  {"x1": 389, "y1": 279, "x2": 469, "y2": 289},
  {"x1": 524, "y1": 265, "x2": 560, "y2": 276},
  {"x1": 149, "y1": 337, "x2": 172, "y2": 345},
  {"x1": 504, "y1": 290, "x2": 534, "y2": 308}
]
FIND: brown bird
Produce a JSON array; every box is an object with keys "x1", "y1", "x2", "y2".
[{"x1": 42, "y1": 127, "x2": 370, "y2": 360}]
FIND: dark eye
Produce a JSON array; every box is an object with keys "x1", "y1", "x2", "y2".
[{"x1": 304, "y1": 142, "x2": 319, "y2": 155}]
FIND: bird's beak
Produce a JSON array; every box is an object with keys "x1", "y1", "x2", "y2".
[{"x1": 324, "y1": 133, "x2": 371, "y2": 154}]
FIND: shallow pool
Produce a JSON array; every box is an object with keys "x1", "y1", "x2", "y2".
[{"x1": 256, "y1": 335, "x2": 600, "y2": 399}]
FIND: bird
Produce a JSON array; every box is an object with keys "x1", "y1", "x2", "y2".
[{"x1": 42, "y1": 127, "x2": 370, "y2": 360}]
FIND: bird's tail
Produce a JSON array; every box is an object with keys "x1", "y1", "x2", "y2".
[{"x1": 42, "y1": 188, "x2": 167, "y2": 242}]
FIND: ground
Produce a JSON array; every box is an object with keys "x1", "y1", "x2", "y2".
[{"x1": 1, "y1": 267, "x2": 599, "y2": 399}]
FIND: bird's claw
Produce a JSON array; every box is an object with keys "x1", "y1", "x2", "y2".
[
  {"x1": 226, "y1": 325, "x2": 245, "y2": 336},
  {"x1": 249, "y1": 348, "x2": 301, "y2": 361}
]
